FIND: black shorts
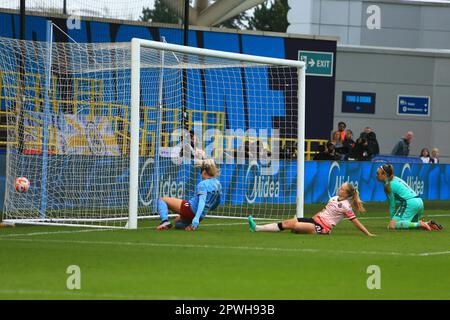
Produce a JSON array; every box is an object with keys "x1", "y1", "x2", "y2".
[{"x1": 297, "y1": 217, "x2": 325, "y2": 235}]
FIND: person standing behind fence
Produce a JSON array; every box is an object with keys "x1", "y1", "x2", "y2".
[
  {"x1": 391, "y1": 131, "x2": 413, "y2": 156},
  {"x1": 359, "y1": 127, "x2": 380, "y2": 159},
  {"x1": 430, "y1": 148, "x2": 440, "y2": 163},
  {"x1": 332, "y1": 122, "x2": 347, "y2": 142},
  {"x1": 420, "y1": 148, "x2": 431, "y2": 163}
]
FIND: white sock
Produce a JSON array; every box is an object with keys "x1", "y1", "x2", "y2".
[{"x1": 256, "y1": 223, "x2": 281, "y2": 232}]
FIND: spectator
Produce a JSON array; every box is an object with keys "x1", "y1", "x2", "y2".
[
  {"x1": 342, "y1": 129, "x2": 355, "y2": 156},
  {"x1": 359, "y1": 126, "x2": 380, "y2": 158},
  {"x1": 331, "y1": 130, "x2": 343, "y2": 149},
  {"x1": 326, "y1": 141, "x2": 342, "y2": 161},
  {"x1": 313, "y1": 144, "x2": 330, "y2": 160},
  {"x1": 391, "y1": 131, "x2": 413, "y2": 156},
  {"x1": 347, "y1": 137, "x2": 370, "y2": 161},
  {"x1": 430, "y1": 148, "x2": 440, "y2": 164},
  {"x1": 313, "y1": 143, "x2": 340, "y2": 161},
  {"x1": 420, "y1": 148, "x2": 431, "y2": 163},
  {"x1": 332, "y1": 121, "x2": 347, "y2": 144}
]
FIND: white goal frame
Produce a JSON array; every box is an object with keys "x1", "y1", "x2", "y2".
[{"x1": 127, "y1": 38, "x2": 306, "y2": 229}]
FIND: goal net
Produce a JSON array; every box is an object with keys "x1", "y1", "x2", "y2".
[{"x1": 0, "y1": 34, "x2": 305, "y2": 228}]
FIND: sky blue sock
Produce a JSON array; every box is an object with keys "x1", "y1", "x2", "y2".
[
  {"x1": 395, "y1": 221, "x2": 420, "y2": 229},
  {"x1": 158, "y1": 199, "x2": 169, "y2": 222}
]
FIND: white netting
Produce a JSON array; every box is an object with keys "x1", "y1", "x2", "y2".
[
  {"x1": 0, "y1": 34, "x2": 302, "y2": 228},
  {"x1": 0, "y1": 0, "x2": 176, "y2": 22}
]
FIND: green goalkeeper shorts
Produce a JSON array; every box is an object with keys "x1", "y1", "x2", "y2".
[{"x1": 392, "y1": 197, "x2": 424, "y2": 222}]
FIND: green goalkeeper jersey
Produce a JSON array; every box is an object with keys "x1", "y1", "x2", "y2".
[{"x1": 385, "y1": 176, "x2": 418, "y2": 216}]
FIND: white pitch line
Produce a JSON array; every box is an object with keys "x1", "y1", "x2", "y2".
[
  {"x1": 417, "y1": 251, "x2": 450, "y2": 256},
  {"x1": 0, "y1": 222, "x2": 251, "y2": 238},
  {"x1": 0, "y1": 289, "x2": 214, "y2": 300},
  {"x1": 0, "y1": 228, "x2": 116, "y2": 238},
  {"x1": 2, "y1": 237, "x2": 447, "y2": 257},
  {"x1": 0, "y1": 213, "x2": 447, "y2": 238}
]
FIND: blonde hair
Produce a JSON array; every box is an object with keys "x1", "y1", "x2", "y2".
[
  {"x1": 344, "y1": 183, "x2": 366, "y2": 213},
  {"x1": 201, "y1": 159, "x2": 220, "y2": 178}
]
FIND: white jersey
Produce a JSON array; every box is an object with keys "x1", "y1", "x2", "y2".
[{"x1": 313, "y1": 196, "x2": 356, "y2": 231}]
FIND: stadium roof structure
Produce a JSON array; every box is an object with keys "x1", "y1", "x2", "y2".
[{"x1": 162, "y1": 0, "x2": 266, "y2": 27}]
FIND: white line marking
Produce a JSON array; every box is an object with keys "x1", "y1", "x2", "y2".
[
  {"x1": 0, "y1": 213, "x2": 447, "y2": 237},
  {"x1": 357, "y1": 214, "x2": 450, "y2": 220},
  {"x1": 0, "y1": 289, "x2": 215, "y2": 300},
  {"x1": 2, "y1": 237, "x2": 447, "y2": 257},
  {"x1": 0, "y1": 228, "x2": 114, "y2": 238},
  {"x1": 0, "y1": 222, "x2": 255, "y2": 238},
  {"x1": 417, "y1": 251, "x2": 450, "y2": 256}
]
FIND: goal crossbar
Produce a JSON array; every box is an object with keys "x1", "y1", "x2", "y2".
[{"x1": 128, "y1": 38, "x2": 306, "y2": 230}]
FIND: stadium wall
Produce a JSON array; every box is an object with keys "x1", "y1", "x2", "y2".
[
  {"x1": 334, "y1": 45, "x2": 450, "y2": 164},
  {"x1": 287, "y1": 0, "x2": 450, "y2": 49},
  {"x1": 1, "y1": 155, "x2": 449, "y2": 210}
]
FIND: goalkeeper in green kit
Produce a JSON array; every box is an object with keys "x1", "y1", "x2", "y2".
[{"x1": 376, "y1": 164, "x2": 443, "y2": 231}]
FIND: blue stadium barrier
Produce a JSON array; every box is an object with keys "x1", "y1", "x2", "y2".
[
  {"x1": 1, "y1": 157, "x2": 449, "y2": 210},
  {"x1": 372, "y1": 154, "x2": 423, "y2": 164}
]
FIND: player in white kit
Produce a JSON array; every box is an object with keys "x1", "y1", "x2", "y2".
[{"x1": 248, "y1": 182, "x2": 374, "y2": 236}]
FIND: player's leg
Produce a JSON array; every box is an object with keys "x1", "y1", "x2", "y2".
[
  {"x1": 248, "y1": 217, "x2": 316, "y2": 234},
  {"x1": 390, "y1": 198, "x2": 431, "y2": 230},
  {"x1": 248, "y1": 216, "x2": 297, "y2": 232},
  {"x1": 156, "y1": 197, "x2": 183, "y2": 230},
  {"x1": 416, "y1": 202, "x2": 444, "y2": 230},
  {"x1": 162, "y1": 197, "x2": 183, "y2": 214},
  {"x1": 291, "y1": 221, "x2": 317, "y2": 234}
]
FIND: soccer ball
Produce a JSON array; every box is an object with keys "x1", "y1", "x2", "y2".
[{"x1": 15, "y1": 177, "x2": 30, "y2": 193}]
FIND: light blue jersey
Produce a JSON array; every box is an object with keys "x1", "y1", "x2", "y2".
[{"x1": 188, "y1": 178, "x2": 222, "y2": 221}]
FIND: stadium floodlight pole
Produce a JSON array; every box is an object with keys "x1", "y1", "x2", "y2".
[
  {"x1": 183, "y1": 0, "x2": 189, "y2": 46},
  {"x1": 128, "y1": 38, "x2": 306, "y2": 227},
  {"x1": 20, "y1": 0, "x2": 25, "y2": 40}
]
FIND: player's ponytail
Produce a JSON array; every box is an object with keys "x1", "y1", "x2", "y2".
[
  {"x1": 346, "y1": 183, "x2": 366, "y2": 213},
  {"x1": 201, "y1": 159, "x2": 220, "y2": 177},
  {"x1": 380, "y1": 164, "x2": 394, "y2": 195},
  {"x1": 351, "y1": 189, "x2": 366, "y2": 213}
]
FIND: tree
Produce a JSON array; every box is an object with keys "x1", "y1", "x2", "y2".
[
  {"x1": 217, "y1": 12, "x2": 250, "y2": 29},
  {"x1": 140, "y1": 0, "x2": 181, "y2": 24},
  {"x1": 247, "y1": 0, "x2": 289, "y2": 32}
]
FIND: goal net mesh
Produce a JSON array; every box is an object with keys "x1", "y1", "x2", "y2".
[{"x1": 0, "y1": 36, "x2": 301, "y2": 228}]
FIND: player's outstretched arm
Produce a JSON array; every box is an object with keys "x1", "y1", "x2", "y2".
[
  {"x1": 351, "y1": 218, "x2": 376, "y2": 236},
  {"x1": 186, "y1": 193, "x2": 207, "y2": 231}
]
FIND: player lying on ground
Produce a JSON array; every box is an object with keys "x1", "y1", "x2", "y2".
[
  {"x1": 376, "y1": 164, "x2": 443, "y2": 231},
  {"x1": 156, "y1": 159, "x2": 222, "y2": 231},
  {"x1": 248, "y1": 182, "x2": 374, "y2": 236}
]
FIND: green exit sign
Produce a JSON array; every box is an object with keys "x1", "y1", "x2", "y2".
[{"x1": 298, "y1": 50, "x2": 334, "y2": 77}]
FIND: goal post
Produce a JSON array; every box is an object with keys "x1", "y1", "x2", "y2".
[
  {"x1": 0, "y1": 35, "x2": 306, "y2": 229},
  {"x1": 128, "y1": 38, "x2": 306, "y2": 229}
]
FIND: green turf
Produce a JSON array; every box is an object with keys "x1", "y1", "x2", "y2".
[{"x1": 0, "y1": 201, "x2": 449, "y2": 300}]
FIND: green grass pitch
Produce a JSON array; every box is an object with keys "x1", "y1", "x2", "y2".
[{"x1": 0, "y1": 201, "x2": 449, "y2": 300}]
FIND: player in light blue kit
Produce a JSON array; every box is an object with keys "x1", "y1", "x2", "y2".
[
  {"x1": 376, "y1": 164, "x2": 443, "y2": 231},
  {"x1": 156, "y1": 159, "x2": 221, "y2": 231}
]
